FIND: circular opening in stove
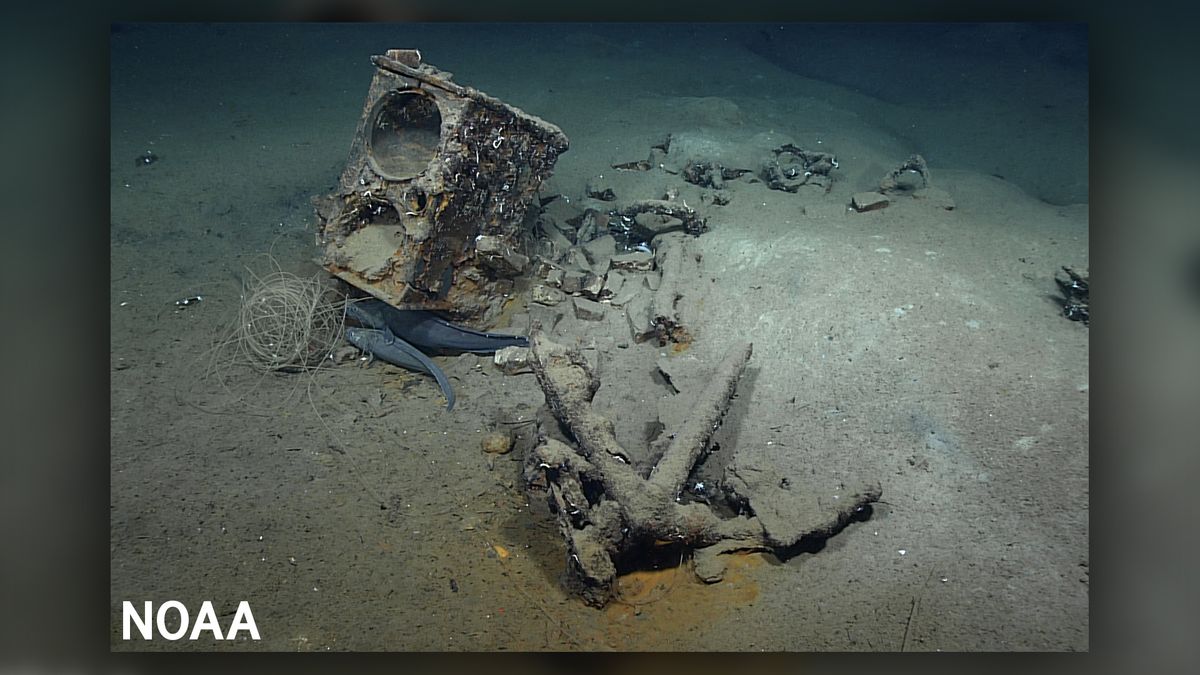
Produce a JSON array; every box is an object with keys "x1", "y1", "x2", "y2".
[{"x1": 366, "y1": 90, "x2": 442, "y2": 181}]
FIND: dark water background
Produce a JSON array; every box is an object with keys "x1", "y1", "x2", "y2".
[{"x1": 111, "y1": 22, "x2": 1086, "y2": 206}]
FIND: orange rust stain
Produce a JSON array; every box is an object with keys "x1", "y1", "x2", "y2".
[
  {"x1": 599, "y1": 552, "x2": 765, "y2": 650},
  {"x1": 435, "y1": 193, "x2": 451, "y2": 215}
]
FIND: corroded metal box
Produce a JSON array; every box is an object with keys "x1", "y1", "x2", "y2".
[{"x1": 315, "y1": 49, "x2": 568, "y2": 321}]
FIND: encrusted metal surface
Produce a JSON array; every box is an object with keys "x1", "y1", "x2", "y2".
[{"x1": 315, "y1": 49, "x2": 569, "y2": 322}]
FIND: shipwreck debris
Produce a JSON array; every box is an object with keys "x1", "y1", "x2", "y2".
[
  {"x1": 856, "y1": 153, "x2": 953, "y2": 211},
  {"x1": 1054, "y1": 265, "x2": 1089, "y2": 325},
  {"x1": 682, "y1": 160, "x2": 751, "y2": 190},
  {"x1": 524, "y1": 332, "x2": 882, "y2": 607},
  {"x1": 762, "y1": 144, "x2": 838, "y2": 193},
  {"x1": 615, "y1": 199, "x2": 707, "y2": 237},
  {"x1": 880, "y1": 153, "x2": 931, "y2": 195},
  {"x1": 648, "y1": 233, "x2": 697, "y2": 346},
  {"x1": 313, "y1": 48, "x2": 569, "y2": 323}
]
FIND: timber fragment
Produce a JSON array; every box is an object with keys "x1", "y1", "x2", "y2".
[{"x1": 524, "y1": 332, "x2": 883, "y2": 606}]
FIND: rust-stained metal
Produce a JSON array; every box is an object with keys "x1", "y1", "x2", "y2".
[{"x1": 314, "y1": 48, "x2": 569, "y2": 322}]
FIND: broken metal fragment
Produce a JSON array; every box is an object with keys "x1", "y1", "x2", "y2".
[{"x1": 880, "y1": 153, "x2": 931, "y2": 195}]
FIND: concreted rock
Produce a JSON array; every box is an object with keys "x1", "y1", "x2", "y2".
[
  {"x1": 623, "y1": 292, "x2": 656, "y2": 341},
  {"x1": 561, "y1": 269, "x2": 588, "y2": 294},
  {"x1": 611, "y1": 251, "x2": 655, "y2": 272},
  {"x1": 531, "y1": 285, "x2": 566, "y2": 306},
  {"x1": 851, "y1": 192, "x2": 890, "y2": 212},
  {"x1": 608, "y1": 272, "x2": 643, "y2": 307},
  {"x1": 537, "y1": 219, "x2": 574, "y2": 258},
  {"x1": 573, "y1": 296, "x2": 606, "y2": 321},
  {"x1": 644, "y1": 268, "x2": 662, "y2": 291},
  {"x1": 585, "y1": 179, "x2": 617, "y2": 202},
  {"x1": 601, "y1": 269, "x2": 626, "y2": 300},
  {"x1": 563, "y1": 247, "x2": 593, "y2": 273},
  {"x1": 475, "y1": 235, "x2": 529, "y2": 275},
  {"x1": 493, "y1": 345, "x2": 533, "y2": 374},
  {"x1": 533, "y1": 259, "x2": 556, "y2": 278},
  {"x1": 574, "y1": 208, "x2": 609, "y2": 243},
  {"x1": 581, "y1": 234, "x2": 617, "y2": 272},
  {"x1": 632, "y1": 212, "x2": 686, "y2": 241},
  {"x1": 580, "y1": 273, "x2": 605, "y2": 299},
  {"x1": 880, "y1": 153, "x2": 931, "y2": 195}
]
